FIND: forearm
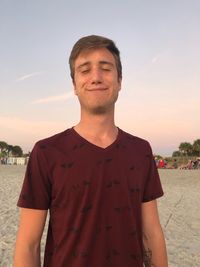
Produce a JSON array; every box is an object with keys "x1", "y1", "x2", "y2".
[
  {"x1": 13, "y1": 242, "x2": 41, "y2": 267},
  {"x1": 143, "y1": 228, "x2": 168, "y2": 267},
  {"x1": 13, "y1": 208, "x2": 47, "y2": 267}
]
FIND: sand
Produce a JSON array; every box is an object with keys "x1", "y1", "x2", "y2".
[{"x1": 0, "y1": 165, "x2": 200, "y2": 267}]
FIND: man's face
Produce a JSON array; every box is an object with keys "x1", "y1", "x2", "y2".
[{"x1": 73, "y1": 48, "x2": 121, "y2": 114}]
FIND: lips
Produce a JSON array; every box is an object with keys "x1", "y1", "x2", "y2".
[{"x1": 86, "y1": 88, "x2": 108, "y2": 91}]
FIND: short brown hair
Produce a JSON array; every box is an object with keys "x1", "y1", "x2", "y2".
[{"x1": 69, "y1": 35, "x2": 122, "y2": 81}]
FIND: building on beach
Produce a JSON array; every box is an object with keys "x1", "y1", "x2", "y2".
[{"x1": 0, "y1": 157, "x2": 29, "y2": 165}]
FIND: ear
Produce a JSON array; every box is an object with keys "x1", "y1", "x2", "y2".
[
  {"x1": 73, "y1": 81, "x2": 78, "y2": 95},
  {"x1": 118, "y1": 78, "x2": 122, "y2": 91}
]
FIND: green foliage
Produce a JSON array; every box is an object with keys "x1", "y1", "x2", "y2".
[
  {"x1": 172, "y1": 139, "x2": 200, "y2": 157},
  {"x1": 193, "y1": 139, "x2": 200, "y2": 156},
  {"x1": 172, "y1": 151, "x2": 181, "y2": 157},
  {"x1": 154, "y1": 155, "x2": 163, "y2": 160},
  {"x1": 12, "y1": 146, "x2": 23, "y2": 157},
  {"x1": 0, "y1": 141, "x2": 8, "y2": 151},
  {"x1": 0, "y1": 141, "x2": 23, "y2": 157},
  {"x1": 0, "y1": 141, "x2": 8, "y2": 157},
  {"x1": 179, "y1": 142, "x2": 193, "y2": 156}
]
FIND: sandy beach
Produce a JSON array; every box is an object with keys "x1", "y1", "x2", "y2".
[{"x1": 0, "y1": 165, "x2": 200, "y2": 267}]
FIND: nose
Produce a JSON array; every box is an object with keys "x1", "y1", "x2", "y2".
[{"x1": 90, "y1": 68, "x2": 103, "y2": 84}]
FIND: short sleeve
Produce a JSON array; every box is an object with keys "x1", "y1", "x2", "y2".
[
  {"x1": 17, "y1": 142, "x2": 51, "y2": 210},
  {"x1": 142, "y1": 143, "x2": 164, "y2": 202}
]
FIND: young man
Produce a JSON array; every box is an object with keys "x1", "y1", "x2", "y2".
[{"x1": 14, "y1": 35, "x2": 168, "y2": 267}]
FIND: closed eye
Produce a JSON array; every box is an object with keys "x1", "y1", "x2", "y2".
[
  {"x1": 100, "y1": 61, "x2": 114, "y2": 71},
  {"x1": 101, "y1": 67, "x2": 111, "y2": 71},
  {"x1": 81, "y1": 69, "x2": 90, "y2": 74}
]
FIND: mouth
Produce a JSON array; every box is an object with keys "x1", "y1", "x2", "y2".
[{"x1": 86, "y1": 88, "x2": 108, "y2": 91}]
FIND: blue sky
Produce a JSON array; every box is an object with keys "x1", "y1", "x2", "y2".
[{"x1": 0, "y1": 0, "x2": 200, "y2": 156}]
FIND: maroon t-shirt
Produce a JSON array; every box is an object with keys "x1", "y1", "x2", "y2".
[{"x1": 17, "y1": 128, "x2": 163, "y2": 267}]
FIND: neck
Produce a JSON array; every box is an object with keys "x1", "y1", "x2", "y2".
[{"x1": 74, "y1": 108, "x2": 118, "y2": 148}]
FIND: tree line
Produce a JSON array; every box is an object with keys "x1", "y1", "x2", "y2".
[
  {"x1": 1, "y1": 139, "x2": 200, "y2": 158},
  {"x1": 0, "y1": 141, "x2": 23, "y2": 157},
  {"x1": 172, "y1": 139, "x2": 200, "y2": 157}
]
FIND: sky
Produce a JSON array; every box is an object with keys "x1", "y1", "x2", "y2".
[{"x1": 0, "y1": 0, "x2": 199, "y2": 156}]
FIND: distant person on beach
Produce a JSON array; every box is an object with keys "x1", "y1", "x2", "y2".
[
  {"x1": 158, "y1": 158, "x2": 165, "y2": 169},
  {"x1": 172, "y1": 159, "x2": 178, "y2": 169},
  {"x1": 14, "y1": 35, "x2": 168, "y2": 267}
]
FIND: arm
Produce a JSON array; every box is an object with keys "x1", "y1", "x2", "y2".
[
  {"x1": 13, "y1": 208, "x2": 48, "y2": 267},
  {"x1": 142, "y1": 200, "x2": 168, "y2": 267}
]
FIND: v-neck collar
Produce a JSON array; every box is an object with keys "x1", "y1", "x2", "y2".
[{"x1": 71, "y1": 127, "x2": 122, "y2": 152}]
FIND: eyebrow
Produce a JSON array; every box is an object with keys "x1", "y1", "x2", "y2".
[
  {"x1": 77, "y1": 60, "x2": 114, "y2": 70},
  {"x1": 99, "y1": 60, "x2": 114, "y2": 67}
]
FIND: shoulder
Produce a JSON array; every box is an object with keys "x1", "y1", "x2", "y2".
[
  {"x1": 120, "y1": 129, "x2": 152, "y2": 153},
  {"x1": 35, "y1": 128, "x2": 72, "y2": 149},
  {"x1": 28, "y1": 128, "x2": 74, "y2": 164}
]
